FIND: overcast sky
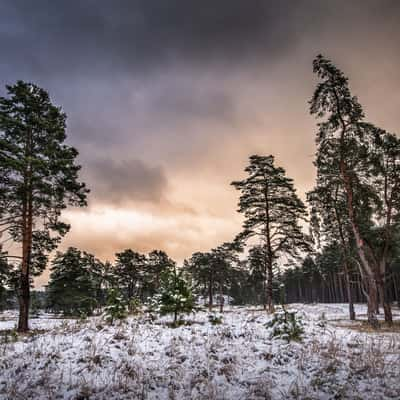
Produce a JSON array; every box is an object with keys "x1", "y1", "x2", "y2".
[{"x1": 1, "y1": 1, "x2": 399, "y2": 285}]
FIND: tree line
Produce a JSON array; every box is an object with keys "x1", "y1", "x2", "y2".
[{"x1": 1, "y1": 55, "x2": 399, "y2": 331}]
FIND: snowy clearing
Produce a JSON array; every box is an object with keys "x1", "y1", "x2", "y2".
[{"x1": 0, "y1": 304, "x2": 399, "y2": 400}]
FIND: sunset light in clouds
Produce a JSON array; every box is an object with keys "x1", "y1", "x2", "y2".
[{"x1": 0, "y1": 1, "x2": 399, "y2": 288}]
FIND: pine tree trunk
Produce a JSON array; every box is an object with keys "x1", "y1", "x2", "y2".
[
  {"x1": 208, "y1": 275, "x2": 213, "y2": 312},
  {"x1": 343, "y1": 262, "x2": 355, "y2": 320},
  {"x1": 339, "y1": 140, "x2": 379, "y2": 326},
  {"x1": 392, "y1": 274, "x2": 399, "y2": 307},
  {"x1": 18, "y1": 231, "x2": 32, "y2": 331},
  {"x1": 298, "y1": 280, "x2": 303, "y2": 302},
  {"x1": 219, "y1": 281, "x2": 224, "y2": 313},
  {"x1": 367, "y1": 278, "x2": 379, "y2": 329},
  {"x1": 376, "y1": 274, "x2": 392, "y2": 324},
  {"x1": 266, "y1": 261, "x2": 274, "y2": 313},
  {"x1": 18, "y1": 138, "x2": 33, "y2": 333},
  {"x1": 262, "y1": 276, "x2": 267, "y2": 310},
  {"x1": 338, "y1": 274, "x2": 345, "y2": 303}
]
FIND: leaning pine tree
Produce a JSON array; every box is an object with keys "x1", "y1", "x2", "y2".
[
  {"x1": 310, "y1": 55, "x2": 400, "y2": 326},
  {"x1": 232, "y1": 155, "x2": 309, "y2": 312},
  {"x1": 308, "y1": 176, "x2": 357, "y2": 320},
  {"x1": 0, "y1": 81, "x2": 88, "y2": 332}
]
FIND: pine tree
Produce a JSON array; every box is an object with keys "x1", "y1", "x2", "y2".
[
  {"x1": 209, "y1": 242, "x2": 241, "y2": 312},
  {"x1": 104, "y1": 288, "x2": 127, "y2": 325},
  {"x1": 114, "y1": 249, "x2": 146, "y2": 301},
  {"x1": 145, "y1": 250, "x2": 175, "y2": 297},
  {"x1": 232, "y1": 155, "x2": 309, "y2": 312},
  {"x1": 248, "y1": 245, "x2": 268, "y2": 308},
  {"x1": 184, "y1": 245, "x2": 240, "y2": 312},
  {"x1": 46, "y1": 247, "x2": 97, "y2": 316},
  {"x1": 153, "y1": 268, "x2": 196, "y2": 325},
  {"x1": 310, "y1": 55, "x2": 400, "y2": 325},
  {"x1": 184, "y1": 251, "x2": 215, "y2": 311},
  {"x1": 308, "y1": 178, "x2": 356, "y2": 320},
  {"x1": 0, "y1": 81, "x2": 88, "y2": 331}
]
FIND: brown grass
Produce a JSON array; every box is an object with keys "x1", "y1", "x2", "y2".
[{"x1": 332, "y1": 319, "x2": 400, "y2": 333}]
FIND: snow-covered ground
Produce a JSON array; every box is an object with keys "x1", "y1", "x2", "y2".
[{"x1": 0, "y1": 304, "x2": 399, "y2": 400}]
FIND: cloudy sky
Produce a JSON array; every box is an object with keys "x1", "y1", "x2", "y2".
[{"x1": 1, "y1": 1, "x2": 399, "y2": 284}]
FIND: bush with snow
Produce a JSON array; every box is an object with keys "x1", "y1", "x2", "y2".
[
  {"x1": 127, "y1": 297, "x2": 142, "y2": 315},
  {"x1": 151, "y1": 269, "x2": 196, "y2": 326},
  {"x1": 208, "y1": 313, "x2": 223, "y2": 325},
  {"x1": 266, "y1": 309, "x2": 304, "y2": 341}
]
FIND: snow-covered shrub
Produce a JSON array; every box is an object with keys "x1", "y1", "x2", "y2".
[
  {"x1": 208, "y1": 313, "x2": 223, "y2": 325},
  {"x1": 317, "y1": 311, "x2": 327, "y2": 328},
  {"x1": 150, "y1": 268, "x2": 196, "y2": 326},
  {"x1": 127, "y1": 297, "x2": 141, "y2": 315},
  {"x1": 103, "y1": 288, "x2": 127, "y2": 325},
  {"x1": 266, "y1": 309, "x2": 304, "y2": 341},
  {"x1": 1, "y1": 329, "x2": 18, "y2": 344}
]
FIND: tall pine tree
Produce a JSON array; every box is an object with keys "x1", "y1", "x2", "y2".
[
  {"x1": 310, "y1": 55, "x2": 400, "y2": 325},
  {"x1": 232, "y1": 155, "x2": 309, "y2": 312},
  {"x1": 0, "y1": 81, "x2": 88, "y2": 331}
]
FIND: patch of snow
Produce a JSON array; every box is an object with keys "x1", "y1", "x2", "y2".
[{"x1": 0, "y1": 304, "x2": 398, "y2": 399}]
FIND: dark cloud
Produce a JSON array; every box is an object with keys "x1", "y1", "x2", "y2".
[
  {"x1": 2, "y1": 0, "x2": 400, "y2": 271},
  {"x1": 0, "y1": 0, "x2": 302, "y2": 79},
  {"x1": 3, "y1": 0, "x2": 398, "y2": 82},
  {"x1": 84, "y1": 158, "x2": 168, "y2": 206}
]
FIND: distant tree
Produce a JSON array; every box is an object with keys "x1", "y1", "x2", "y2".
[
  {"x1": 0, "y1": 81, "x2": 88, "y2": 331},
  {"x1": 0, "y1": 252, "x2": 10, "y2": 310},
  {"x1": 114, "y1": 249, "x2": 146, "y2": 301},
  {"x1": 248, "y1": 245, "x2": 268, "y2": 308},
  {"x1": 104, "y1": 288, "x2": 127, "y2": 325},
  {"x1": 83, "y1": 256, "x2": 111, "y2": 306},
  {"x1": 210, "y1": 242, "x2": 241, "y2": 312},
  {"x1": 184, "y1": 251, "x2": 215, "y2": 311},
  {"x1": 232, "y1": 155, "x2": 309, "y2": 312},
  {"x1": 46, "y1": 247, "x2": 97, "y2": 316},
  {"x1": 185, "y1": 242, "x2": 240, "y2": 312},
  {"x1": 145, "y1": 250, "x2": 175, "y2": 297},
  {"x1": 29, "y1": 290, "x2": 44, "y2": 317}
]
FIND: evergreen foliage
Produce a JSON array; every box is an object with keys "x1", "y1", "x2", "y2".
[
  {"x1": 46, "y1": 247, "x2": 98, "y2": 316},
  {"x1": 145, "y1": 250, "x2": 175, "y2": 297},
  {"x1": 310, "y1": 54, "x2": 400, "y2": 326},
  {"x1": 0, "y1": 81, "x2": 88, "y2": 331},
  {"x1": 152, "y1": 268, "x2": 196, "y2": 325},
  {"x1": 266, "y1": 310, "x2": 304, "y2": 342},
  {"x1": 232, "y1": 155, "x2": 309, "y2": 312},
  {"x1": 184, "y1": 242, "x2": 241, "y2": 311},
  {"x1": 104, "y1": 288, "x2": 127, "y2": 324},
  {"x1": 114, "y1": 249, "x2": 146, "y2": 302}
]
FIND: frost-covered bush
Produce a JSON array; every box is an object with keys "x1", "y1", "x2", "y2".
[
  {"x1": 266, "y1": 310, "x2": 304, "y2": 341},
  {"x1": 151, "y1": 269, "x2": 196, "y2": 326},
  {"x1": 317, "y1": 311, "x2": 327, "y2": 328},
  {"x1": 128, "y1": 297, "x2": 142, "y2": 315},
  {"x1": 208, "y1": 313, "x2": 223, "y2": 325},
  {"x1": 103, "y1": 288, "x2": 127, "y2": 324}
]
